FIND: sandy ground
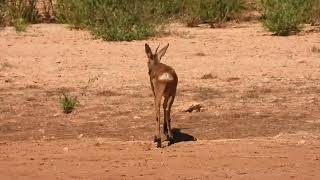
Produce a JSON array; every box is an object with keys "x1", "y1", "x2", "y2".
[
  {"x1": 1, "y1": 137, "x2": 320, "y2": 180},
  {"x1": 1, "y1": 22, "x2": 320, "y2": 179}
]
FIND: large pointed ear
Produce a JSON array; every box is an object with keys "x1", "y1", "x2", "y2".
[
  {"x1": 156, "y1": 43, "x2": 169, "y2": 60},
  {"x1": 145, "y1": 43, "x2": 153, "y2": 59}
]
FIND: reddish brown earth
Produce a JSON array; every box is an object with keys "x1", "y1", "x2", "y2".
[{"x1": 1, "y1": 22, "x2": 320, "y2": 179}]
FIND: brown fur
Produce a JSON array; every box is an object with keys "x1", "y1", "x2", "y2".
[{"x1": 145, "y1": 43, "x2": 178, "y2": 148}]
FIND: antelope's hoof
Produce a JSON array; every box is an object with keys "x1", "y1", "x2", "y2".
[
  {"x1": 168, "y1": 137, "x2": 174, "y2": 146},
  {"x1": 163, "y1": 128, "x2": 168, "y2": 135}
]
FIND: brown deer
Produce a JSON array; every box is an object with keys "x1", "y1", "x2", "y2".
[{"x1": 145, "y1": 43, "x2": 178, "y2": 148}]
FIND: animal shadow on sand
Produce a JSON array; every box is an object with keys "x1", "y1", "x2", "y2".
[{"x1": 171, "y1": 128, "x2": 197, "y2": 144}]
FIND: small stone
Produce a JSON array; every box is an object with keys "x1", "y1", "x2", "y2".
[
  {"x1": 78, "y1": 134, "x2": 84, "y2": 139},
  {"x1": 179, "y1": 102, "x2": 203, "y2": 113},
  {"x1": 262, "y1": 78, "x2": 270, "y2": 83},
  {"x1": 0, "y1": 142, "x2": 7, "y2": 145},
  {"x1": 38, "y1": 129, "x2": 45, "y2": 134},
  {"x1": 133, "y1": 116, "x2": 141, "y2": 120},
  {"x1": 298, "y1": 140, "x2": 306, "y2": 145},
  {"x1": 226, "y1": 77, "x2": 240, "y2": 82},
  {"x1": 63, "y1": 147, "x2": 69, "y2": 152},
  {"x1": 201, "y1": 73, "x2": 217, "y2": 80},
  {"x1": 95, "y1": 138, "x2": 104, "y2": 146},
  {"x1": 307, "y1": 97, "x2": 316, "y2": 103},
  {"x1": 308, "y1": 99, "x2": 315, "y2": 103},
  {"x1": 53, "y1": 113, "x2": 60, "y2": 117}
]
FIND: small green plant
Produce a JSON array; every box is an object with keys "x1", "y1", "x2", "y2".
[
  {"x1": 0, "y1": 0, "x2": 8, "y2": 27},
  {"x1": 13, "y1": 17, "x2": 28, "y2": 31},
  {"x1": 60, "y1": 92, "x2": 78, "y2": 114},
  {"x1": 261, "y1": 0, "x2": 312, "y2": 36},
  {"x1": 0, "y1": 0, "x2": 39, "y2": 31},
  {"x1": 8, "y1": 0, "x2": 39, "y2": 23}
]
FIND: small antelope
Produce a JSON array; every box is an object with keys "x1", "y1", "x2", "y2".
[{"x1": 145, "y1": 43, "x2": 178, "y2": 148}]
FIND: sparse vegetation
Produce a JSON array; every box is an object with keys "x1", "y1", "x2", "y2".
[
  {"x1": 55, "y1": 0, "x2": 172, "y2": 41},
  {"x1": 0, "y1": 0, "x2": 39, "y2": 31},
  {"x1": 0, "y1": 0, "x2": 55, "y2": 30},
  {"x1": 260, "y1": 0, "x2": 314, "y2": 36},
  {"x1": 304, "y1": 0, "x2": 320, "y2": 25},
  {"x1": 8, "y1": 0, "x2": 39, "y2": 23},
  {"x1": 54, "y1": 0, "x2": 245, "y2": 41},
  {"x1": 182, "y1": 0, "x2": 245, "y2": 27},
  {"x1": 41, "y1": 0, "x2": 55, "y2": 22},
  {"x1": 1, "y1": 0, "x2": 319, "y2": 37},
  {"x1": 60, "y1": 92, "x2": 78, "y2": 114},
  {"x1": 311, "y1": 1, "x2": 320, "y2": 25},
  {"x1": 0, "y1": 0, "x2": 7, "y2": 27}
]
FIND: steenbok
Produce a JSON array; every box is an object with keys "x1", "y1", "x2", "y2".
[{"x1": 145, "y1": 43, "x2": 178, "y2": 148}]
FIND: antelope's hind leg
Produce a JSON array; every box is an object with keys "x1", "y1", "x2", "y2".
[
  {"x1": 163, "y1": 96, "x2": 169, "y2": 136},
  {"x1": 166, "y1": 95, "x2": 175, "y2": 145},
  {"x1": 154, "y1": 85, "x2": 166, "y2": 148}
]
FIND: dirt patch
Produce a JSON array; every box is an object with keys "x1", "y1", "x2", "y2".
[{"x1": 1, "y1": 138, "x2": 320, "y2": 180}]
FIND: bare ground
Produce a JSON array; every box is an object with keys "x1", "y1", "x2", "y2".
[{"x1": 1, "y1": 22, "x2": 320, "y2": 179}]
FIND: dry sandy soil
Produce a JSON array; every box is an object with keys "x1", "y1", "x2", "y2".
[{"x1": 1, "y1": 22, "x2": 320, "y2": 179}]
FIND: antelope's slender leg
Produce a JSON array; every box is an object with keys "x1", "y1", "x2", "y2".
[
  {"x1": 163, "y1": 96, "x2": 169, "y2": 136},
  {"x1": 155, "y1": 96, "x2": 161, "y2": 147},
  {"x1": 166, "y1": 95, "x2": 175, "y2": 144},
  {"x1": 154, "y1": 84, "x2": 165, "y2": 148},
  {"x1": 153, "y1": 94, "x2": 158, "y2": 143}
]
